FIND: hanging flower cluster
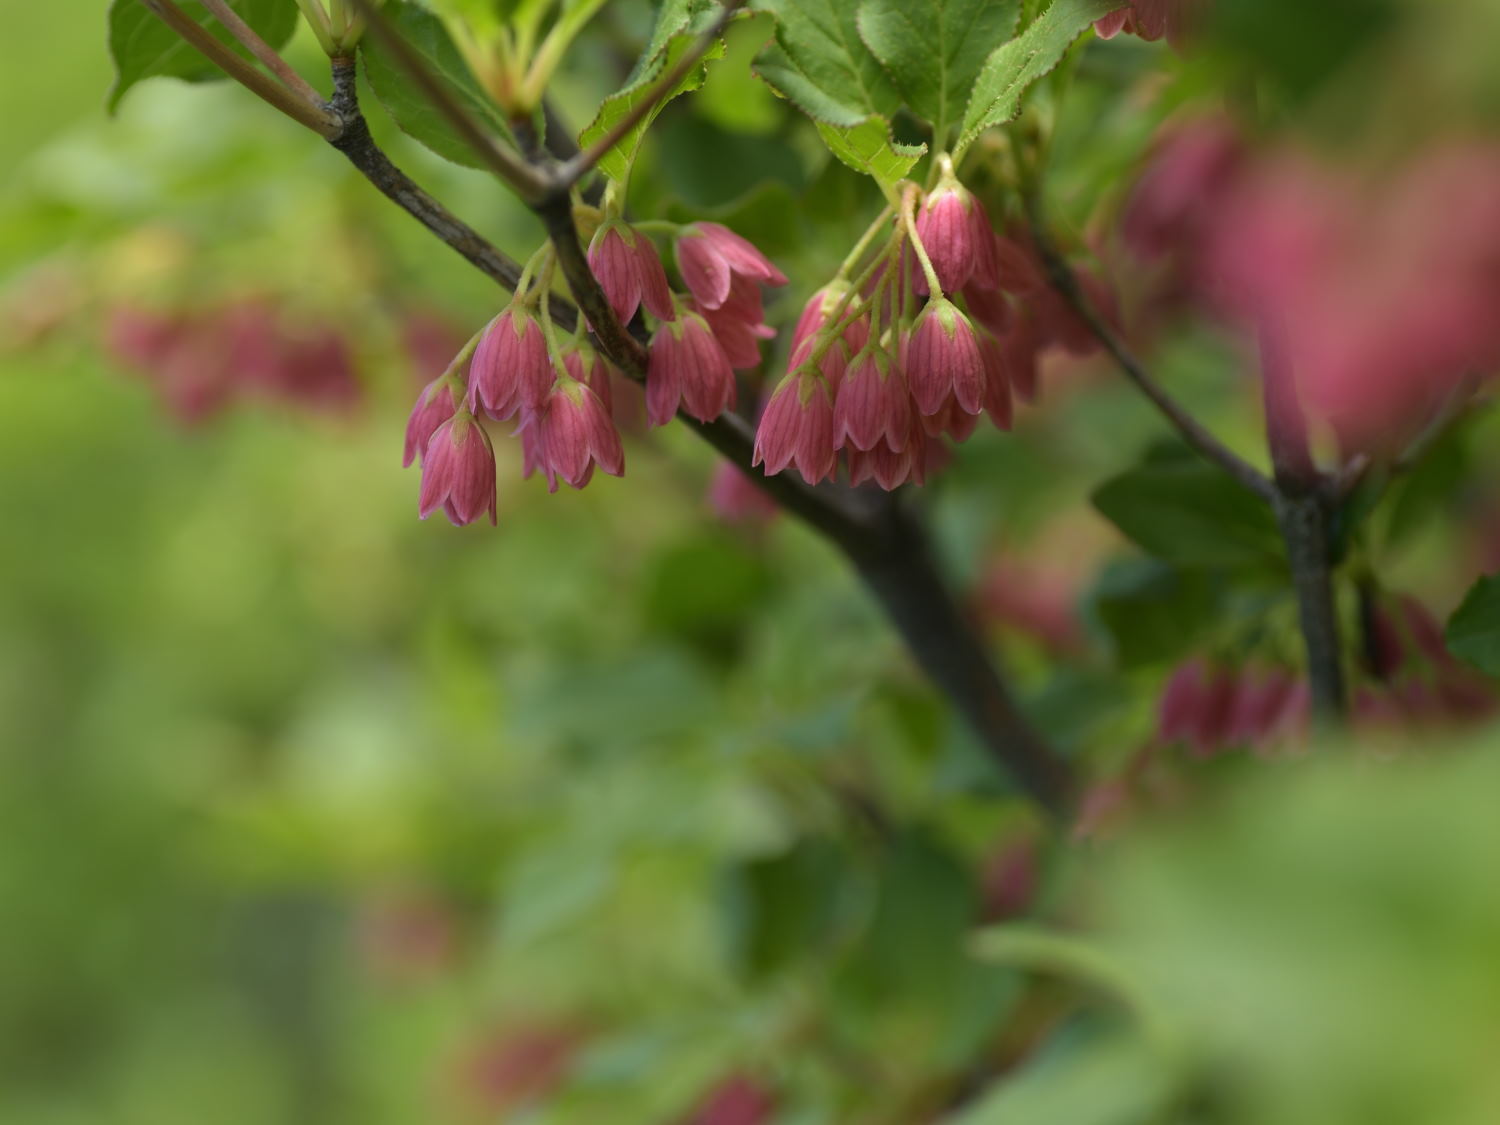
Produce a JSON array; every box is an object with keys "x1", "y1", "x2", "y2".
[
  {"x1": 403, "y1": 165, "x2": 1117, "y2": 523},
  {"x1": 402, "y1": 212, "x2": 787, "y2": 525},
  {"x1": 105, "y1": 297, "x2": 362, "y2": 424},
  {"x1": 752, "y1": 158, "x2": 1112, "y2": 489}
]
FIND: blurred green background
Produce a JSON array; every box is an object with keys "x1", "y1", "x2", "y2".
[{"x1": 4, "y1": 1, "x2": 1500, "y2": 1123}]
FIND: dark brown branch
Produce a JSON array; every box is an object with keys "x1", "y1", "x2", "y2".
[
  {"x1": 1026, "y1": 218, "x2": 1276, "y2": 503},
  {"x1": 327, "y1": 59, "x2": 548, "y2": 304},
  {"x1": 1258, "y1": 325, "x2": 1347, "y2": 718},
  {"x1": 1275, "y1": 492, "x2": 1347, "y2": 717}
]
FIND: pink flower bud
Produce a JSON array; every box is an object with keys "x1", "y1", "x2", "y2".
[
  {"x1": 708, "y1": 462, "x2": 778, "y2": 524},
  {"x1": 587, "y1": 222, "x2": 675, "y2": 326},
  {"x1": 468, "y1": 305, "x2": 551, "y2": 421},
  {"x1": 752, "y1": 372, "x2": 836, "y2": 484},
  {"x1": 648, "y1": 310, "x2": 737, "y2": 426},
  {"x1": 418, "y1": 414, "x2": 497, "y2": 526},
  {"x1": 535, "y1": 379, "x2": 624, "y2": 491},
  {"x1": 403, "y1": 376, "x2": 459, "y2": 467},
  {"x1": 916, "y1": 181, "x2": 980, "y2": 294},
  {"x1": 834, "y1": 348, "x2": 911, "y2": 452},
  {"x1": 675, "y1": 222, "x2": 787, "y2": 309},
  {"x1": 906, "y1": 298, "x2": 985, "y2": 416}
]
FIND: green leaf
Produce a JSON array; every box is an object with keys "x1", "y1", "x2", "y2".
[
  {"x1": 815, "y1": 116, "x2": 925, "y2": 193},
  {"x1": 106, "y1": 0, "x2": 299, "y2": 112},
  {"x1": 856, "y1": 0, "x2": 1020, "y2": 135},
  {"x1": 1090, "y1": 559, "x2": 1218, "y2": 669},
  {"x1": 577, "y1": 0, "x2": 727, "y2": 182},
  {"x1": 752, "y1": 0, "x2": 900, "y2": 126},
  {"x1": 1446, "y1": 575, "x2": 1500, "y2": 677},
  {"x1": 1091, "y1": 460, "x2": 1283, "y2": 572},
  {"x1": 946, "y1": 1029, "x2": 1176, "y2": 1125},
  {"x1": 958, "y1": 0, "x2": 1120, "y2": 149},
  {"x1": 360, "y1": 0, "x2": 511, "y2": 169}
]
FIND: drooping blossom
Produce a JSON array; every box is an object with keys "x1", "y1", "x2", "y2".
[
  {"x1": 915, "y1": 178, "x2": 987, "y2": 294},
  {"x1": 531, "y1": 379, "x2": 624, "y2": 491},
  {"x1": 588, "y1": 221, "x2": 675, "y2": 326},
  {"x1": 402, "y1": 375, "x2": 459, "y2": 467},
  {"x1": 418, "y1": 414, "x2": 497, "y2": 526},
  {"x1": 1094, "y1": 0, "x2": 1204, "y2": 47},
  {"x1": 833, "y1": 347, "x2": 911, "y2": 452},
  {"x1": 674, "y1": 222, "x2": 787, "y2": 310},
  {"x1": 467, "y1": 303, "x2": 551, "y2": 421},
  {"x1": 697, "y1": 277, "x2": 777, "y2": 370},
  {"x1": 1202, "y1": 143, "x2": 1500, "y2": 456},
  {"x1": 1158, "y1": 659, "x2": 1309, "y2": 756},
  {"x1": 708, "y1": 462, "x2": 778, "y2": 524},
  {"x1": 648, "y1": 308, "x2": 737, "y2": 425},
  {"x1": 905, "y1": 297, "x2": 986, "y2": 416},
  {"x1": 752, "y1": 371, "x2": 836, "y2": 483}
]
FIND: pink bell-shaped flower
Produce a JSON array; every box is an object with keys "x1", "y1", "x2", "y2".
[
  {"x1": 648, "y1": 307, "x2": 737, "y2": 425},
  {"x1": 533, "y1": 378, "x2": 624, "y2": 491},
  {"x1": 588, "y1": 221, "x2": 675, "y2": 326},
  {"x1": 403, "y1": 376, "x2": 459, "y2": 467},
  {"x1": 418, "y1": 413, "x2": 497, "y2": 526},
  {"x1": 675, "y1": 222, "x2": 787, "y2": 309},
  {"x1": 906, "y1": 297, "x2": 985, "y2": 416},
  {"x1": 467, "y1": 304, "x2": 551, "y2": 421},
  {"x1": 833, "y1": 347, "x2": 911, "y2": 452},
  {"x1": 752, "y1": 370, "x2": 836, "y2": 484}
]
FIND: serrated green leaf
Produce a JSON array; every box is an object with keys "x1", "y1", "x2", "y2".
[
  {"x1": 958, "y1": 0, "x2": 1120, "y2": 149},
  {"x1": 576, "y1": 0, "x2": 727, "y2": 182},
  {"x1": 751, "y1": 0, "x2": 900, "y2": 126},
  {"x1": 1446, "y1": 575, "x2": 1500, "y2": 677},
  {"x1": 1092, "y1": 461, "x2": 1283, "y2": 573},
  {"x1": 360, "y1": 0, "x2": 511, "y2": 169},
  {"x1": 106, "y1": 0, "x2": 299, "y2": 112},
  {"x1": 856, "y1": 0, "x2": 1020, "y2": 136},
  {"x1": 816, "y1": 115, "x2": 924, "y2": 192}
]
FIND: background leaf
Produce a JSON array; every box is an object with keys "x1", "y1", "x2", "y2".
[
  {"x1": 958, "y1": 0, "x2": 1120, "y2": 149},
  {"x1": 576, "y1": 0, "x2": 727, "y2": 182},
  {"x1": 360, "y1": 0, "x2": 512, "y2": 169},
  {"x1": 106, "y1": 0, "x2": 299, "y2": 112},
  {"x1": 1092, "y1": 460, "x2": 1284, "y2": 572},
  {"x1": 752, "y1": 0, "x2": 900, "y2": 126},
  {"x1": 1446, "y1": 574, "x2": 1500, "y2": 677},
  {"x1": 856, "y1": 0, "x2": 1020, "y2": 136}
]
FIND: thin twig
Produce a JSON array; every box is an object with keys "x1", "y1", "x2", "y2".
[
  {"x1": 1027, "y1": 219, "x2": 1275, "y2": 502},
  {"x1": 198, "y1": 0, "x2": 326, "y2": 106},
  {"x1": 137, "y1": 0, "x2": 340, "y2": 136},
  {"x1": 326, "y1": 58, "x2": 546, "y2": 301},
  {"x1": 552, "y1": 0, "x2": 747, "y2": 189},
  {"x1": 346, "y1": 0, "x2": 552, "y2": 203},
  {"x1": 1258, "y1": 322, "x2": 1347, "y2": 718}
]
